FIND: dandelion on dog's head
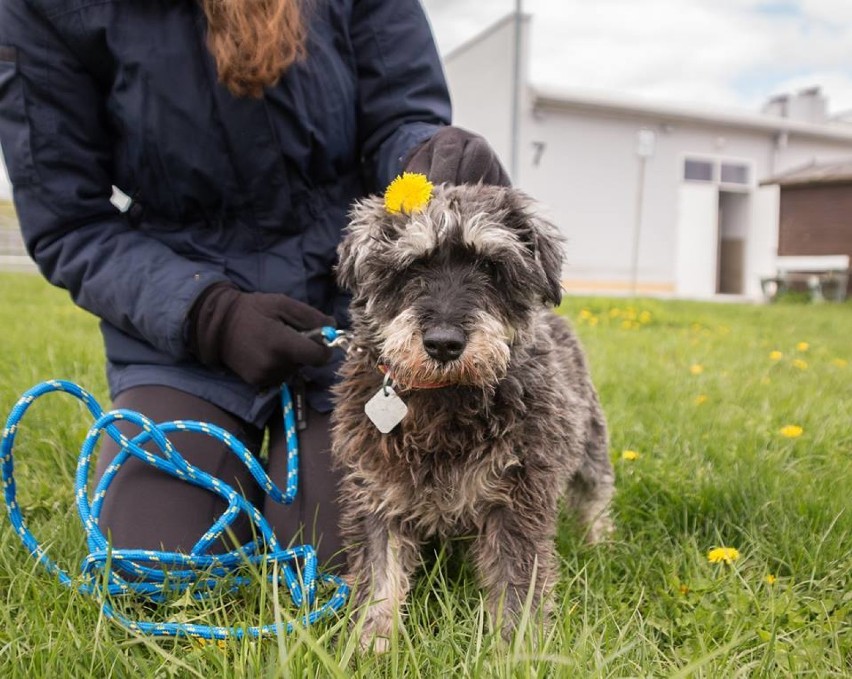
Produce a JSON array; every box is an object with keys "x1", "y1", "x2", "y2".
[
  {"x1": 780, "y1": 424, "x2": 803, "y2": 438},
  {"x1": 384, "y1": 172, "x2": 433, "y2": 215},
  {"x1": 707, "y1": 547, "x2": 740, "y2": 564}
]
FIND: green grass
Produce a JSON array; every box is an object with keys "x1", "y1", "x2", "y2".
[{"x1": 0, "y1": 272, "x2": 849, "y2": 677}]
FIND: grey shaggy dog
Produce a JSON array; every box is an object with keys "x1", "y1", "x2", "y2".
[{"x1": 331, "y1": 184, "x2": 614, "y2": 650}]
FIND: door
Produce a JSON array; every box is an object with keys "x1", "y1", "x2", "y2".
[{"x1": 675, "y1": 183, "x2": 719, "y2": 297}]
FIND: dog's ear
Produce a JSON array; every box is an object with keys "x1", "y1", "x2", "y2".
[
  {"x1": 336, "y1": 195, "x2": 392, "y2": 293},
  {"x1": 500, "y1": 189, "x2": 565, "y2": 307}
]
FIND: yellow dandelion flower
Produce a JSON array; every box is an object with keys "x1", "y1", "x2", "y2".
[
  {"x1": 609, "y1": 308, "x2": 622, "y2": 318},
  {"x1": 621, "y1": 319, "x2": 635, "y2": 330},
  {"x1": 792, "y1": 359, "x2": 808, "y2": 370},
  {"x1": 780, "y1": 424, "x2": 803, "y2": 438},
  {"x1": 384, "y1": 172, "x2": 433, "y2": 215},
  {"x1": 639, "y1": 310, "x2": 652, "y2": 324},
  {"x1": 796, "y1": 342, "x2": 809, "y2": 352},
  {"x1": 831, "y1": 358, "x2": 848, "y2": 368},
  {"x1": 679, "y1": 583, "x2": 690, "y2": 595},
  {"x1": 579, "y1": 309, "x2": 594, "y2": 320},
  {"x1": 690, "y1": 364, "x2": 704, "y2": 375},
  {"x1": 769, "y1": 350, "x2": 783, "y2": 361},
  {"x1": 588, "y1": 316, "x2": 599, "y2": 326},
  {"x1": 765, "y1": 574, "x2": 777, "y2": 585},
  {"x1": 694, "y1": 394, "x2": 708, "y2": 405},
  {"x1": 621, "y1": 450, "x2": 640, "y2": 461},
  {"x1": 707, "y1": 547, "x2": 740, "y2": 564}
]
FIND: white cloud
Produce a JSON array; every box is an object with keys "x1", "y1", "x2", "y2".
[{"x1": 422, "y1": 0, "x2": 852, "y2": 114}]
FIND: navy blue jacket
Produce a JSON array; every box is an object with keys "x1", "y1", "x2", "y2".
[{"x1": 0, "y1": 0, "x2": 451, "y2": 423}]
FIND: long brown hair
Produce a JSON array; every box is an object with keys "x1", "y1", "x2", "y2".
[{"x1": 198, "y1": 0, "x2": 306, "y2": 98}]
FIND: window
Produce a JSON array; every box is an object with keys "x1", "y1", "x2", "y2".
[
  {"x1": 684, "y1": 159, "x2": 714, "y2": 182},
  {"x1": 721, "y1": 163, "x2": 749, "y2": 185}
]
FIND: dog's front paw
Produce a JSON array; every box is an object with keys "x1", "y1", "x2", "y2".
[
  {"x1": 357, "y1": 615, "x2": 394, "y2": 654},
  {"x1": 585, "y1": 514, "x2": 614, "y2": 544}
]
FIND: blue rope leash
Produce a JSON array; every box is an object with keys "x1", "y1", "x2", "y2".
[{"x1": 1, "y1": 327, "x2": 349, "y2": 640}]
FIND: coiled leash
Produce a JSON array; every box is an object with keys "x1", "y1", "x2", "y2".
[{"x1": 1, "y1": 327, "x2": 349, "y2": 640}]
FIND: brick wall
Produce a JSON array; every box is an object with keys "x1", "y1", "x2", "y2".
[{"x1": 779, "y1": 183, "x2": 852, "y2": 257}]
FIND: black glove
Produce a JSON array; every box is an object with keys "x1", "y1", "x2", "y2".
[
  {"x1": 188, "y1": 282, "x2": 334, "y2": 388},
  {"x1": 404, "y1": 126, "x2": 511, "y2": 186}
]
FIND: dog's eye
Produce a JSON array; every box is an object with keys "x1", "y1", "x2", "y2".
[{"x1": 479, "y1": 259, "x2": 497, "y2": 276}]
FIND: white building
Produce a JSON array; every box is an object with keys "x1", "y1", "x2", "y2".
[{"x1": 443, "y1": 14, "x2": 852, "y2": 298}]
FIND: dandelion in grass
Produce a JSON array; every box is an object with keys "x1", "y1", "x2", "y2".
[
  {"x1": 796, "y1": 342, "x2": 809, "y2": 352},
  {"x1": 694, "y1": 394, "x2": 708, "y2": 405},
  {"x1": 792, "y1": 359, "x2": 808, "y2": 370},
  {"x1": 621, "y1": 450, "x2": 640, "y2": 461},
  {"x1": 639, "y1": 310, "x2": 652, "y2": 324},
  {"x1": 780, "y1": 424, "x2": 803, "y2": 438},
  {"x1": 769, "y1": 350, "x2": 783, "y2": 361},
  {"x1": 707, "y1": 547, "x2": 740, "y2": 564},
  {"x1": 832, "y1": 358, "x2": 848, "y2": 368},
  {"x1": 579, "y1": 309, "x2": 594, "y2": 321},
  {"x1": 690, "y1": 364, "x2": 704, "y2": 375},
  {"x1": 765, "y1": 574, "x2": 777, "y2": 585}
]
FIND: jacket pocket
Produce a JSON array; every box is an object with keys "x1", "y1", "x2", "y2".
[{"x1": 0, "y1": 47, "x2": 36, "y2": 185}]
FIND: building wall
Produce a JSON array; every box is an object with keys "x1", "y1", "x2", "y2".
[
  {"x1": 778, "y1": 184, "x2": 852, "y2": 257},
  {"x1": 443, "y1": 16, "x2": 523, "y2": 175},
  {"x1": 517, "y1": 108, "x2": 777, "y2": 291}
]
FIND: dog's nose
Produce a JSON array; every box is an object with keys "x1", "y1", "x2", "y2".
[{"x1": 423, "y1": 325, "x2": 466, "y2": 363}]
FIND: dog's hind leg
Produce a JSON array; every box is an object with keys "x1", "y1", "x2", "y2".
[
  {"x1": 346, "y1": 515, "x2": 420, "y2": 653},
  {"x1": 566, "y1": 409, "x2": 615, "y2": 544}
]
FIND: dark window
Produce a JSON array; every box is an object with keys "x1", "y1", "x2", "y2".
[
  {"x1": 684, "y1": 159, "x2": 714, "y2": 181},
  {"x1": 721, "y1": 163, "x2": 749, "y2": 185}
]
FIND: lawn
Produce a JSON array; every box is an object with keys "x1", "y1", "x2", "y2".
[{"x1": 0, "y1": 272, "x2": 849, "y2": 677}]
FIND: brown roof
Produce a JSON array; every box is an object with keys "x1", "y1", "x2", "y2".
[{"x1": 762, "y1": 159, "x2": 852, "y2": 187}]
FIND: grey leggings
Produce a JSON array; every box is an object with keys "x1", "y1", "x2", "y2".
[{"x1": 94, "y1": 386, "x2": 344, "y2": 568}]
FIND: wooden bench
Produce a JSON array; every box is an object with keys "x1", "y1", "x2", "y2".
[{"x1": 761, "y1": 255, "x2": 850, "y2": 302}]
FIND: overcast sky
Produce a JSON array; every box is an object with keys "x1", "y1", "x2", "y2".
[
  {"x1": 423, "y1": 0, "x2": 852, "y2": 113},
  {"x1": 2, "y1": 0, "x2": 851, "y2": 200}
]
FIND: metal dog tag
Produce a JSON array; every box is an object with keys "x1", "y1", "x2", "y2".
[{"x1": 364, "y1": 385, "x2": 408, "y2": 433}]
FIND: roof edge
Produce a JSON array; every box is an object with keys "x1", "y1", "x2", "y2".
[{"x1": 531, "y1": 84, "x2": 852, "y2": 143}]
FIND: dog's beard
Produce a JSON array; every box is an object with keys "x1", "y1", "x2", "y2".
[{"x1": 379, "y1": 307, "x2": 512, "y2": 389}]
